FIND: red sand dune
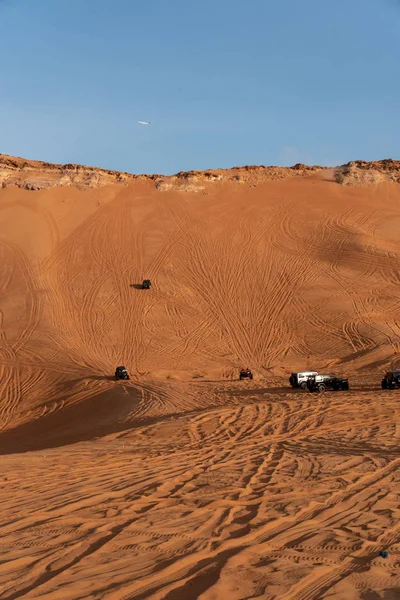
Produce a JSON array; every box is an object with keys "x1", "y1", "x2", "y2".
[{"x1": 1, "y1": 155, "x2": 400, "y2": 599}]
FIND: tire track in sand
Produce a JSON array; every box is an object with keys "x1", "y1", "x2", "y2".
[{"x1": 101, "y1": 456, "x2": 400, "y2": 600}]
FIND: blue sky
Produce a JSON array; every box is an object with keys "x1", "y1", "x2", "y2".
[{"x1": 0, "y1": 0, "x2": 399, "y2": 174}]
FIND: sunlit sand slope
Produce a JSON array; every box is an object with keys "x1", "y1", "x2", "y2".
[{"x1": 1, "y1": 160, "x2": 400, "y2": 599}]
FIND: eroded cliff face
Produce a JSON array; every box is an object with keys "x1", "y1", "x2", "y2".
[
  {"x1": 335, "y1": 159, "x2": 400, "y2": 185},
  {"x1": 1, "y1": 153, "x2": 399, "y2": 192},
  {"x1": 0, "y1": 154, "x2": 138, "y2": 190},
  {"x1": 0, "y1": 154, "x2": 328, "y2": 192}
]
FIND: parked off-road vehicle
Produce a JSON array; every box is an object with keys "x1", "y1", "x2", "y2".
[
  {"x1": 306, "y1": 374, "x2": 349, "y2": 393},
  {"x1": 289, "y1": 371, "x2": 319, "y2": 389},
  {"x1": 142, "y1": 279, "x2": 151, "y2": 289},
  {"x1": 381, "y1": 371, "x2": 400, "y2": 390},
  {"x1": 239, "y1": 368, "x2": 253, "y2": 380},
  {"x1": 115, "y1": 366, "x2": 130, "y2": 380}
]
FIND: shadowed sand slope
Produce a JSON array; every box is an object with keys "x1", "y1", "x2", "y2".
[{"x1": 1, "y1": 159, "x2": 400, "y2": 599}]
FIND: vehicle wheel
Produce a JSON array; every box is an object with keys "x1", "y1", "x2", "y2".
[
  {"x1": 396, "y1": 376, "x2": 400, "y2": 385},
  {"x1": 343, "y1": 384, "x2": 349, "y2": 391},
  {"x1": 299, "y1": 381, "x2": 307, "y2": 389},
  {"x1": 250, "y1": 375, "x2": 253, "y2": 380},
  {"x1": 317, "y1": 383, "x2": 326, "y2": 392}
]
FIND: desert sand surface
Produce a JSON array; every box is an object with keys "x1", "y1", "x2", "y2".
[{"x1": 1, "y1": 156, "x2": 400, "y2": 599}]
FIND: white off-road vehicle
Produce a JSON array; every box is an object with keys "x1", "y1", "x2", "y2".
[{"x1": 289, "y1": 371, "x2": 319, "y2": 389}]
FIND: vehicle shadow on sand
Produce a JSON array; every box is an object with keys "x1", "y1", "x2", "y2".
[
  {"x1": 0, "y1": 384, "x2": 142, "y2": 455},
  {"x1": 227, "y1": 386, "x2": 304, "y2": 397},
  {"x1": 54, "y1": 376, "x2": 119, "y2": 393}
]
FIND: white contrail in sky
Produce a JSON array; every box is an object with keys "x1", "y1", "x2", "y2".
[{"x1": 138, "y1": 121, "x2": 151, "y2": 125}]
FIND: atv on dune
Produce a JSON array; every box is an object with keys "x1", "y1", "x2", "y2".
[
  {"x1": 239, "y1": 368, "x2": 253, "y2": 381},
  {"x1": 381, "y1": 370, "x2": 400, "y2": 390},
  {"x1": 115, "y1": 366, "x2": 130, "y2": 380},
  {"x1": 142, "y1": 279, "x2": 151, "y2": 289}
]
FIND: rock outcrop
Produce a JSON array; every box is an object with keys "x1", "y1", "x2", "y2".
[{"x1": 1, "y1": 153, "x2": 399, "y2": 192}]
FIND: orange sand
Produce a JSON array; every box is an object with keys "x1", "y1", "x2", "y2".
[{"x1": 1, "y1": 157, "x2": 400, "y2": 599}]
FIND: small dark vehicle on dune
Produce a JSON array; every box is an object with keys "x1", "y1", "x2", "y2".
[
  {"x1": 142, "y1": 279, "x2": 151, "y2": 289},
  {"x1": 306, "y1": 374, "x2": 349, "y2": 393},
  {"x1": 115, "y1": 366, "x2": 130, "y2": 380},
  {"x1": 381, "y1": 370, "x2": 400, "y2": 390},
  {"x1": 239, "y1": 368, "x2": 253, "y2": 381}
]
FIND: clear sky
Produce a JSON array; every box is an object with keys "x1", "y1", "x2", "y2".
[{"x1": 0, "y1": 0, "x2": 399, "y2": 174}]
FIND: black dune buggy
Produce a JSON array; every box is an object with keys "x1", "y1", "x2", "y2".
[
  {"x1": 381, "y1": 370, "x2": 400, "y2": 390},
  {"x1": 239, "y1": 368, "x2": 253, "y2": 381},
  {"x1": 142, "y1": 279, "x2": 151, "y2": 289},
  {"x1": 115, "y1": 366, "x2": 130, "y2": 380}
]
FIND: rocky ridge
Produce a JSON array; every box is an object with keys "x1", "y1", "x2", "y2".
[{"x1": 1, "y1": 153, "x2": 399, "y2": 192}]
